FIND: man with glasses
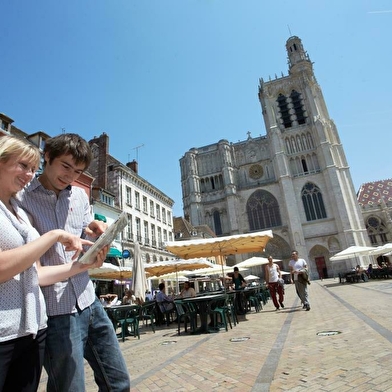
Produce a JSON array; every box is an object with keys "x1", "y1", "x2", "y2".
[{"x1": 289, "y1": 250, "x2": 311, "y2": 311}]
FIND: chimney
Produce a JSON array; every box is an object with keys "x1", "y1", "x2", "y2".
[
  {"x1": 88, "y1": 133, "x2": 109, "y2": 188},
  {"x1": 126, "y1": 160, "x2": 138, "y2": 174}
]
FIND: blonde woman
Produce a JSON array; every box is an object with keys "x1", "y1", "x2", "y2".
[{"x1": 0, "y1": 135, "x2": 106, "y2": 392}]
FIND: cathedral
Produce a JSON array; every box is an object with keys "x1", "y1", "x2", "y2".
[{"x1": 179, "y1": 36, "x2": 370, "y2": 279}]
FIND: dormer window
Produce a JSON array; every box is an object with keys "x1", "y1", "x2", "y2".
[{"x1": 0, "y1": 119, "x2": 10, "y2": 132}]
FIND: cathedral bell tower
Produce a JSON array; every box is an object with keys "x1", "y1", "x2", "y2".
[
  {"x1": 258, "y1": 36, "x2": 369, "y2": 260},
  {"x1": 286, "y1": 36, "x2": 310, "y2": 70}
]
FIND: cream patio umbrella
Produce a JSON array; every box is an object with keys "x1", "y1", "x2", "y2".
[
  {"x1": 164, "y1": 230, "x2": 273, "y2": 291},
  {"x1": 88, "y1": 262, "x2": 134, "y2": 280},
  {"x1": 145, "y1": 258, "x2": 216, "y2": 293},
  {"x1": 144, "y1": 258, "x2": 216, "y2": 277},
  {"x1": 164, "y1": 231, "x2": 273, "y2": 259},
  {"x1": 183, "y1": 264, "x2": 248, "y2": 276}
]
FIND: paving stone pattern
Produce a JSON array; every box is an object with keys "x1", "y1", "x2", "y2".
[{"x1": 37, "y1": 279, "x2": 392, "y2": 392}]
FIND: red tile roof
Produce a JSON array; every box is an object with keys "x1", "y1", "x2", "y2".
[{"x1": 357, "y1": 178, "x2": 392, "y2": 207}]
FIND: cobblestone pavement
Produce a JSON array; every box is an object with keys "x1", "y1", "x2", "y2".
[{"x1": 38, "y1": 278, "x2": 392, "y2": 391}]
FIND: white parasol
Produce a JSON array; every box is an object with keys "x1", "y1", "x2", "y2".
[
  {"x1": 243, "y1": 274, "x2": 260, "y2": 281},
  {"x1": 131, "y1": 241, "x2": 148, "y2": 303},
  {"x1": 330, "y1": 245, "x2": 376, "y2": 261},
  {"x1": 368, "y1": 243, "x2": 392, "y2": 257}
]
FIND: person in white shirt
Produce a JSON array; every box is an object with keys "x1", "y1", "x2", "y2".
[
  {"x1": 122, "y1": 289, "x2": 136, "y2": 305},
  {"x1": 264, "y1": 256, "x2": 284, "y2": 310},
  {"x1": 289, "y1": 250, "x2": 311, "y2": 311},
  {"x1": 179, "y1": 281, "x2": 196, "y2": 298},
  {"x1": 145, "y1": 290, "x2": 154, "y2": 301}
]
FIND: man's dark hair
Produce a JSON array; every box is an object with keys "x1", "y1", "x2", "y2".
[
  {"x1": 158, "y1": 283, "x2": 165, "y2": 290},
  {"x1": 234, "y1": 266, "x2": 239, "y2": 272},
  {"x1": 44, "y1": 133, "x2": 92, "y2": 169}
]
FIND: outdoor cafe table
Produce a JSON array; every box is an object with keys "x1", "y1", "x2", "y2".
[{"x1": 182, "y1": 293, "x2": 226, "y2": 334}]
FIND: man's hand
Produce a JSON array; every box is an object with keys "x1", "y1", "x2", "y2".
[
  {"x1": 91, "y1": 244, "x2": 109, "y2": 268},
  {"x1": 85, "y1": 220, "x2": 107, "y2": 238},
  {"x1": 77, "y1": 244, "x2": 109, "y2": 270}
]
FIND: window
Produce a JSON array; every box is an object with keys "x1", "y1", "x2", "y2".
[
  {"x1": 135, "y1": 217, "x2": 141, "y2": 242},
  {"x1": 150, "y1": 200, "x2": 155, "y2": 217},
  {"x1": 289, "y1": 153, "x2": 320, "y2": 177},
  {"x1": 290, "y1": 90, "x2": 306, "y2": 125},
  {"x1": 277, "y1": 94, "x2": 292, "y2": 129},
  {"x1": 100, "y1": 191, "x2": 114, "y2": 207},
  {"x1": 366, "y1": 216, "x2": 389, "y2": 246},
  {"x1": 126, "y1": 186, "x2": 132, "y2": 205},
  {"x1": 213, "y1": 210, "x2": 223, "y2": 235},
  {"x1": 151, "y1": 224, "x2": 156, "y2": 247},
  {"x1": 301, "y1": 182, "x2": 327, "y2": 221},
  {"x1": 144, "y1": 221, "x2": 149, "y2": 245},
  {"x1": 157, "y1": 227, "x2": 162, "y2": 248},
  {"x1": 143, "y1": 196, "x2": 148, "y2": 213},
  {"x1": 200, "y1": 174, "x2": 224, "y2": 193},
  {"x1": 162, "y1": 208, "x2": 166, "y2": 224},
  {"x1": 285, "y1": 133, "x2": 314, "y2": 155},
  {"x1": 247, "y1": 190, "x2": 282, "y2": 230},
  {"x1": 126, "y1": 214, "x2": 133, "y2": 240},
  {"x1": 135, "y1": 191, "x2": 140, "y2": 210},
  {"x1": 156, "y1": 204, "x2": 161, "y2": 220},
  {"x1": 0, "y1": 120, "x2": 10, "y2": 131}
]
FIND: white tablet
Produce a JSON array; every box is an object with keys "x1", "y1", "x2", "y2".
[{"x1": 78, "y1": 212, "x2": 128, "y2": 264}]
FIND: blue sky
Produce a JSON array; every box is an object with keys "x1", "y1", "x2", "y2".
[{"x1": 1, "y1": 1, "x2": 391, "y2": 216}]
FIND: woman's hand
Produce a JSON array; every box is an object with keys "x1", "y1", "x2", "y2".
[{"x1": 55, "y1": 230, "x2": 94, "y2": 260}]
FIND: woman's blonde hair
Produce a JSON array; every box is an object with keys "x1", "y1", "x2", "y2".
[{"x1": 0, "y1": 135, "x2": 41, "y2": 168}]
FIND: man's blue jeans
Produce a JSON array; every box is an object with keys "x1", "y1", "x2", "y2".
[{"x1": 44, "y1": 298, "x2": 130, "y2": 392}]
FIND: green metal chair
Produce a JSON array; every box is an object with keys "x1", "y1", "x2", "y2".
[
  {"x1": 174, "y1": 300, "x2": 197, "y2": 335},
  {"x1": 226, "y1": 292, "x2": 239, "y2": 326},
  {"x1": 139, "y1": 301, "x2": 156, "y2": 333},
  {"x1": 112, "y1": 305, "x2": 140, "y2": 341},
  {"x1": 209, "y1": 296, "x2": 232, "y2": 332}
]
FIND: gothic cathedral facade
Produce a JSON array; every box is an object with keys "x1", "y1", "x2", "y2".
[{"x1": 180, "y1": 36, "x2": 370, "y2": 279}]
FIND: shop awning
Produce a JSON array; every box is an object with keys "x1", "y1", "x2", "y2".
[
  {"x1": 106, "y1": 247, "x2": 122, "y2": 258},
  {"x1": 94, "y1": 213, "x2": 107, "y2": 223}
]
